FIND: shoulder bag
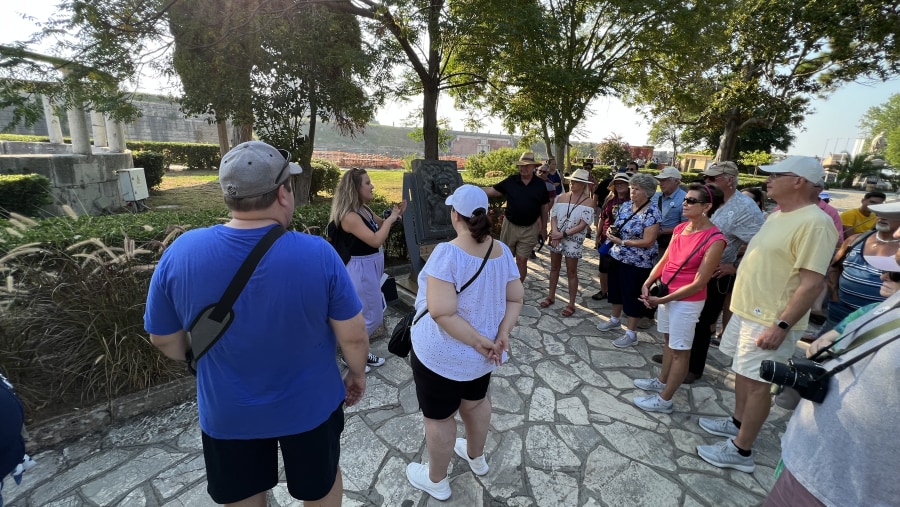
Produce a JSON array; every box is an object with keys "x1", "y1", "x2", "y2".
[
  {"x1": 185, "y1": 225, "x2": 285, "y2": 375},
  {"x1": 389, "y1": 239, "x2": 494, "y2": 358}
]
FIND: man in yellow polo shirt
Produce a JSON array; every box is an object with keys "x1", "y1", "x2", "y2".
[
  {"x1": 696, "y1": 156, "x2": 837, "y2": 474},
  {"x1": 840, "y1": 191, "x2": 885, "y2": 237}
]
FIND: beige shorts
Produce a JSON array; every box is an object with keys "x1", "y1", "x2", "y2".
[
  {"x1": 500, "y1": 220, "x2": 539, "y2": 258},
  {"x1": 719, "y1": 314, "x2": 801, "y2": 382}
]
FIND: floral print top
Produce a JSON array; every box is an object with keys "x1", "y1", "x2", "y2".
[{"x1": 610, "y1": 201, "x2": 661, "y2": 268}]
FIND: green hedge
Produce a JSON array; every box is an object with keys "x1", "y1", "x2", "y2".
[
  {"x1": 126, "y1": 141, "x2": 220, "y2": 170},
  {"x1": 0, "y1": 174, "x2": 51, "y2": 218},
  {"x1": 308, "y1": 159, "x2": 341, "y2": 199},
  {"x1": 132, "y1": 151, "x2": 166, "y2": 191}
]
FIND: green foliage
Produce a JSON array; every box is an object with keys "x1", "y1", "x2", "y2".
[
  {"x1": 406, "y1": 116, "x2": 454, "y2": 154},
  {"x1": 464, "y1": 148, "x2": 527, "y2": 178},
  {"x1": 127, "y1": 141, "x2": 220, "y2": 169},
  {"x1": 595, "y1": 136, "x2": 633, "y2": 167},
  {"x1": 737, "y1": 150, "x2": 774, "y2": 174},
  {"x1": 0, "y1": 174, "x2": 51, "y2": 217},
  {"x1": 859, "y1": 93, "x2": 900, "y2": 160},
  {"x1": 308, "y1": 158, "x2": 342, "y2": 199},
  {"x1": 887, "y1": 129, "x2": 900, "y2": 168},
  {"x1": 0, "y1": 236, "x2": 185, "y2": 419},
  {"x1": 132, "y1": 151, "x2": 165, "y2": 191}
]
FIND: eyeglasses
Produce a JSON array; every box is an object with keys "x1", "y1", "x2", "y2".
[
  {"x1": 768, "y1": 172, "x2": 799, "y2": 179},
  {"x1": 683, "y1": 197, "x2": 706, "y2": 205}
]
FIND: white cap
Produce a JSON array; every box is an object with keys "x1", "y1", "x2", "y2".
[
  {"x1": 445, "y1": 184, "x2": 489, "y2": 218},
  {"x1": 759, "y1": 156, "x2": 825, "y2": 185},
  {"x1": 869, "y1": 201, "x2": 900, "y2": 220},
  {"x1": 865, "y1": 255, "x2": 900, "y2": 273}
]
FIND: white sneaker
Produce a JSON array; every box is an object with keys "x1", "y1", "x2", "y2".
[
  {"x1": 454, "y1": 438, "x2": 489, "y2": 476},
  {"x1": 613, "y1": 332, "x2": 638, "y2": 348},
  {"x1": 697, "y1": 438, "x2": 756, "y2": 473},
  {"x1": 406, "y1": 462, "x2": 451, "y2": 500},
  {"x1": 633, "y1": 393, "x2": 674, "y2": 414},
  {"x1": 633, "y1": 377, "x2": 666, "y2": 392},
  {"x1": 597, "y1": 318, "x2": 622, "y2": 332},
  {"x1": 698, "y1": 416, "x2": 740, "y2": 438}
]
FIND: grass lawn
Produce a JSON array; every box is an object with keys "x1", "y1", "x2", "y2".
[{"x1": 148, "y1": 168, "x2": 407, "y2": 210}]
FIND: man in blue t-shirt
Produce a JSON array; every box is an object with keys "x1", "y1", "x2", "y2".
[
  {"x1": 144, "y1": 141, "x2": 369, "y2": 507},
  {"x1": 651, "y1": 166, "x2": 687, "y2": 254}
]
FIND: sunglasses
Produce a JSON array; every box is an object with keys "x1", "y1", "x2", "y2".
[
  {"x1": 889, "y1": 272, "x2": 900, "y2": 282},
  {"x1": 683, "y1": 197, "x2": 706, "y2": 205}
]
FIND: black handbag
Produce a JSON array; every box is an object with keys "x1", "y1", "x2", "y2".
[{"x1": 388, "y1": 240, "x2": 494, "y2": 357}]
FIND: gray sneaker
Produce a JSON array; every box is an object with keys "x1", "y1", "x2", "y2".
[
  {"x1": 697, "y1": 438, "x2": 756, "y2": 473},
  {"x1": 633, "y1": 377, "x2": 666, "y2": 392},
  {"x1": 633, "y1": 393, "x2": 673, "y2": 414},
  {"x1": 597, "y1": 319, "x2": 622, "y2": 332},
  {"x1": 613, "y1": 332, "x2": 638, "y2": 348},
  {"x1": 698, "y1": 416, "x2": 740, "y2": 438}
]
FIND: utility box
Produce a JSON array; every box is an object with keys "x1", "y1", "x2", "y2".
[{"x1": 117, "y1": 168, "x2": 149, "y2": 201}]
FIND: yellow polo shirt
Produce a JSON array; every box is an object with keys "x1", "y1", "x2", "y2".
[{"x1": 840, "y1": 208, "x2": 876, "y2": 234}]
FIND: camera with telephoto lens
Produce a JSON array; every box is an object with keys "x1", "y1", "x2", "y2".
[
  {"x1": 759, "y1": 357, "x2": 829, "y2": 403},
  {"x1": 608, "y1": 226, "x2": 621, "y2": 239}
]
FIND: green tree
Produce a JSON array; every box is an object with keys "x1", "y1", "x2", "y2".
[
  {"x1": 404, "y1": 114, "x2": 455, "y2": 154},
  {"x1": 648, "y1": 118, "x2": 696, "y2": 163},
  {"x1": 737, "y1": 150, "x2": 773, "y2": 175},
  {"x1": 859, "y1": 93, "x2": 900, "y2": 159},
  {"x1": 837, "y1": 153, "x2": 878, "y2": 188},
  {"x1": 886, "y1": 129, "x2": 900, "y2": 168},
  {"x1": 595, "y1": 135, "x2": 632, "y2": 168},
  {"x1": 251, "y1": 3, "x2": 387, "y2": 204},
  {"x1": 450, "y1": 0, "x2": 682, "y2": 172},
  {"x1": 631, "y1": 0, "x2": 900, "y2": 162}
]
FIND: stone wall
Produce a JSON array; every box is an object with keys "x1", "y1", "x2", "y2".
[{"x1": 0, "y1": 143, "x2": 132, "y2": 215}]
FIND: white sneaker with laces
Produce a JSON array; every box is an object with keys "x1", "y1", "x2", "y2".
[
  {"x1": 633, "y1": 377, "x2": 666, "y2": 392},
  {"x1": 597, "y1": 318, "x2": 622, "y2": 332},
  {"x1": 633, "y1": 393, "x2": 674, "y2": 414},
  {"x1": 697, "y1": 438, "x2": 756, "y2": 473},
  {"x1": 613, "y1": 332, "x2": 637, "y2": 348},
  {"x1": 454, "y1": 438, "x2": 489, "y2": 476},
  {"x1": 406, "y1": 462, "x2": 451, "y2": 500},
  {"x1": 698, "y1": 416, "x2": 740, "y2": 438},
  {"x1": 367, "y1": 353, "x2": 385, "y2": 367}
]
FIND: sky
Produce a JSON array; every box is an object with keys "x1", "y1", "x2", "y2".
[{"x1": 6, "y1": 2, "x2": 898, "y2": 158}]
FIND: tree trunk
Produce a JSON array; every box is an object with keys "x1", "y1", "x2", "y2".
[
  {"x1": 295, "y1": 96, "x2": 317, "y2": 207},
  {"x1": 216, "y1": 120, "x2": 230, "y2": 156},
  {"x1": 715, "y1": 113, "x2": 741, "y2": 162},
  {"x1": 231, "y1": 123, "x2": 253, "y2": 147},
  {"x1": 422, "y1": 82, "x2": 439, "y2": 160},
  {"x1": 555, "y1": 138, "x2": 568, "y2": 193}
]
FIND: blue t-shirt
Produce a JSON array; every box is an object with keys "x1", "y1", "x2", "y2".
[
  {"x1": 144, "y1": 225, "x2": 362, "y2": 439},
  {"x1": 652, "y1": 187, "x2": 687, "y2": 231}
]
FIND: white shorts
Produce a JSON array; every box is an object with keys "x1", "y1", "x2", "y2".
[
  {"x1": 657, "y1": 300, "x2": 705, "y2": 350},
  {"x1": 719, "y1": 314, "x2": 801, "y2": 382}
]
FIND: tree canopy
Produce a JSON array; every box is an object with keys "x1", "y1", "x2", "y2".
[{"x1": 859, "y1": 93, "x2": 900, "y2": 164}]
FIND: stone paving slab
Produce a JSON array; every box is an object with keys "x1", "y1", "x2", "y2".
[{"x1": 2, "y1": 233, "x2": 805, "y2": 507}]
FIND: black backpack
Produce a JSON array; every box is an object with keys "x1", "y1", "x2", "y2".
[{"x1": 326, "y1": 221, "x2": 353, "y2": 265}]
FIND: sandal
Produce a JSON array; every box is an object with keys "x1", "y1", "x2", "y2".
[
  {"x1": 561, "y1": 305, "x2": 576, "y2": 317},
  {"x1": 539, "y1": 297, "x2": 555, "y2": 308}
]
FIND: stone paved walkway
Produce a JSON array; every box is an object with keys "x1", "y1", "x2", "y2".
[{"x1": 7, "y1": 187, "x2": 873, "y2": 506}]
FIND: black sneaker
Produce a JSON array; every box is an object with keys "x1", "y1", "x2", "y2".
[
  {"x1": 591, "y1": 291, "x2": 608, "y2": 301},
  {"x1": 367, "y1": 353, "x2": 385, "y2": 367}
]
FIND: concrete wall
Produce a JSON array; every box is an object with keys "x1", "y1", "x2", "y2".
[{"x1": 0, "y1": 142, "x2": 132, "y2": 216}]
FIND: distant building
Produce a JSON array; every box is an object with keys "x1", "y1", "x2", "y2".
[{"x1": 448, "y1": 133, "x2": 515, "y2": 157}]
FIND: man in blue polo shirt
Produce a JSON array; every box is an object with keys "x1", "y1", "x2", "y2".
[
  {"x1": 652, "y1": 166, "x2": 687, "y2": 254},
  {"x1": 483, "y1": 152, "x2": 550, "y2": 282}
]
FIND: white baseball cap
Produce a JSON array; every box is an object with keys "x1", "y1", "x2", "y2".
[
  {"x1": 759, "y1": 156, "x2": 825, "y2": 185},
  {"x1": 445, "y1": 184, "x2": 489, "y2": 218}
]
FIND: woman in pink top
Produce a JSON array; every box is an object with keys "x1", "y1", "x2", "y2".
[{"x1": 632, "y1": 183, "x2": 727, "y2": 414}]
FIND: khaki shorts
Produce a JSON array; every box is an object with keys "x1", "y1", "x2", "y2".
[
  {"x1": 501, "y1": 220, "x2": 539, "y2": 258},
  {"x1": 719, "y1": 314, "x2": 801, "y2": 382}
]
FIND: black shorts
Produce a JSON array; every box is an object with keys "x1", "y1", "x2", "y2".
[
  {"x1": 608, "y1": 260, "x2": 652, "y2": 319},
  {"x1": 411, "y1": 349, "x2": 491, "y2": 420},
  {"x1": 201, "y1": 405, "x2": 345, "y2": 504}
]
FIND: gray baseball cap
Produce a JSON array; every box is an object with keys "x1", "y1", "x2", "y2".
[{"x1": 219, "y1": 141, "x2": 303, "y2": 198}]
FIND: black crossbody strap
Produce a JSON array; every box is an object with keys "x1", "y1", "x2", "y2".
[
  {"x1": 664, "y1": 231, "x2": 724, "y2": 285},
  {"x1": 413, "y1": 239, "x2": 494, "y2": 325},
  {"x1": 210, "y1": 225, "x2": 286, "y2": 321}
]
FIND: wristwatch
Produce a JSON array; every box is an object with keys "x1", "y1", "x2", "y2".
[
  {"x1": 562, "y1": 231, "x2": 569, "y2": 239},
  {"x1": 775, "y1": 320, "x2": 791, "y2": 330}
]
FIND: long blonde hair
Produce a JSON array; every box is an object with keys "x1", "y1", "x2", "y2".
[{"x1": 329, "y1": 168, "x2": 369, "y2": 224}]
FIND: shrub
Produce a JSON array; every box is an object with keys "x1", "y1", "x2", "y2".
[
  {"x1": 0, "y1": 236, "x2": 186, "y2": 420},
  {"x1": 464, "y1": 148, "x2": 528, "y2": 178},
  {"x1": 0, "y1": 174, "x2": 51, "y2": 218},
  {"x1": 308, "y1": 158, "x2": 341, "y2": 199},
  {"x1": 132, "y1": 151, "x2": 166, "y2": 191},
  {"x1": 126, "y1": 141, "x2": 221, "y2": 169}
]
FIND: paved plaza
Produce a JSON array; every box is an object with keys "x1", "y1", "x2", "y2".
[{"x1": 1, "y1": 188, "x2": 883, "y2": 506}]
